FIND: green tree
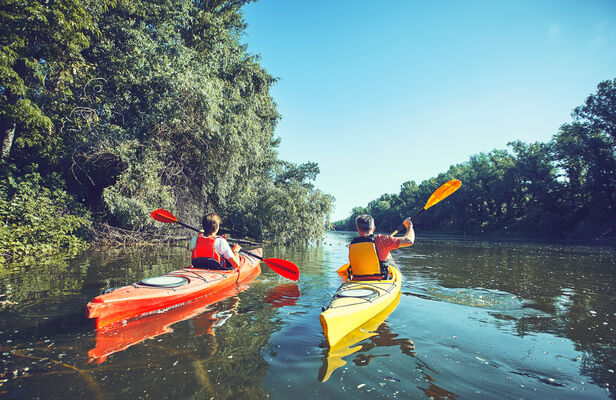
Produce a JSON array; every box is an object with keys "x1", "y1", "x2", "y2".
[
  {"x1": 335, "y1": 78, "x2": 616, "y2": 241},
  {"x1": 551, "y1": 122, "x2": 616, "y2": 236},
  {"x1": 1, "y1": 0, "x2": 334, "y2": 263},
  {"x1": 228, "y1": 160, "x2": 333, "y2": 244},
  {"x1": 573, "y1": 78, "x2": 616, "y2": 143},
  {"x1": 57, "y1": 0, "x2": 331, "y2": 243},
  {"x1": 507, "y1": 140, "x2": 560, "y2": 232},
  {"x1": 0, "y1": 0, "x2": 108, "y2": 163},
  {"x1": 0, "y1": 165, "x2": 91, "y2": 263}
]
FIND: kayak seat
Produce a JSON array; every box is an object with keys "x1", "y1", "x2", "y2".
[
  {"x1": 191, "y1": 257, "x2": 233, "y2": 270},
  {"x1": 349, "y1": 267, "x2": 392, "y2": 281},
  {"x1": 348, "y1": 239, "x2": 388, "y2": 280}
]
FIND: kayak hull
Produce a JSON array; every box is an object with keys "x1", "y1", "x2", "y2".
[
  {"x1": 88, "y1": 274, "x2": 258, "y2": 364},
  {"x1": 86, "y1": 248, "x2": 262, "y2": 330},
  {"x1": 318, "y1": 293, "x2": 402, "y2": 382},
  {"x1": 320, "y1": 264, "x2": 402, "y2": 347}
]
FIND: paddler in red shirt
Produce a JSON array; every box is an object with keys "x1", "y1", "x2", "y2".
[
  {"x1": 189, "y1": 213, "x2": 241, "y2": 270},
  {"x1": 347, "y1": 214, "x2": 415, "y2": 280}
]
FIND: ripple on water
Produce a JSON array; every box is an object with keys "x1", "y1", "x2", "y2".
[
  {"x1": 404, "y1": 284, "x2": 525, "y2": 311},
  {"x1": 9, "y1": 294, "x2": 86, "y2": 318}
]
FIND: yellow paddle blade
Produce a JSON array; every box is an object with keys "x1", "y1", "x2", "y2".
[
  {"x1": 424, "y1": 179, "x2": 461, "y2": 210},
  {"x1": 336, "y1": 263, "x2": 350, "y2": 278}
]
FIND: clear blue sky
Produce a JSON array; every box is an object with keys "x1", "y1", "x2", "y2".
[{"x1": 241, "y1": 0, "x2": 616, "y2": 221}]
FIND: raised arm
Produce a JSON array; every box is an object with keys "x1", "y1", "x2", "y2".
[{"x1": 397, "y1": 218, "x2": 415, "y2": 248}]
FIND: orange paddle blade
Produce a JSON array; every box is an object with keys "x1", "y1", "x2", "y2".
[
  {"x1": 264, "y1": 258, "x2": 300, "y2": 281},
  {"x1": 150, "y1": 209, "x2": 178, "y2": 223},
  {"x1": 424, "y1": 179, "x2": 461, "y2": 210}
]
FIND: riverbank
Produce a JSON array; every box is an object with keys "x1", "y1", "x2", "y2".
[{"x1": 332, "y1": 229, "x2": 616, "y2": 247}]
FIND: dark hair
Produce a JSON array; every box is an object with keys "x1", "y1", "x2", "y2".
[
  {"x1": 355, "y1": 214, "x2": 374, "y2": 233},
  {"x1": 202, "y1": 213, "x2": 221, "y2": 235}
]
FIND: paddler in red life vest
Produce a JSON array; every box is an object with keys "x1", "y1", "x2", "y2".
[
  {"x1": 188, "y1": 213, "x2": 241, "y2": 270},
  {"x1": 347, "y1": 214, "x2": 415, "y2": 280}
]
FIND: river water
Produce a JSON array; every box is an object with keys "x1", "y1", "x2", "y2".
[{"x1": 1, "y1": 231, "x2": 615, "y2": 399}]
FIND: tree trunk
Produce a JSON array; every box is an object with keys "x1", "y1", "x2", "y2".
[{"x1": 1, "y1": 119, "x2": 16, "y2": 161}]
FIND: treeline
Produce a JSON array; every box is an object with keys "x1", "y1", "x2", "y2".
[
  {"x1": 0, "y1": 0, "x2": 333, "y2": 263},
  {"x1": 334, "y1": 79, "x2": 616, "y2": 242}
]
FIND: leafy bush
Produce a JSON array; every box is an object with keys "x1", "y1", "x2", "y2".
[{"x1": 0, "y1": 165, "x2": 91, "y2": 264}]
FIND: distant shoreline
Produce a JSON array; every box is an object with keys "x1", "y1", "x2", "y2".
[{"x1": 328, "y1": 230, "x2": 616, "y2": 247}]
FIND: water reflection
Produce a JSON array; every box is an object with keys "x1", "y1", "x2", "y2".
[
  {"x1": 89, "y1": 280, "x2": 301, "y2": 363},
  {"x1": 317, "y1": 295, "x2": 415, "y2": 382},
  {"x1": 89, "y1": 279, "x2": 247, "y2": 363},
  {"x1": 418, "y1": 363, "x2": 459, "y2": 400},
  {"x1": 398, "y1": 237, "x2": 616, "y2": 398},
  {"x1": 1, "y1": 233, "x2": 615, "y2": 399},
  {"x1": 263, "y1": 283, "x2": 301, "y2": 309}
]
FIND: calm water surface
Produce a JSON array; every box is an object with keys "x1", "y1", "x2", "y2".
[{"x1": 1, "y1": 231, "x2": 615, "y2": 399}]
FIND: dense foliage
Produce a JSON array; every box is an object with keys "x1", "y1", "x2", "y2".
[
  {"x1": 334, "y1": 79, "x2": 616, "y2": 242},
  {"x1": 0, "y1": 165, "x2": 91, "y2": 261},
  {"x1": 0, "y1": 0, "x2": 333, "y2": 263}
]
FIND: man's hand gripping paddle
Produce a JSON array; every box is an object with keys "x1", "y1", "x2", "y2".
[
  {"x1": 391, "y1": 179, "x2": 462, "y2": 236},
  {"x1": 336, "y1": 180, "x2": 461, "y2": 276}
]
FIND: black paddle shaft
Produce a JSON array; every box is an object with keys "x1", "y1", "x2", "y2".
[
  {"x1": 393, "y1": 208, "x2": 425, "y2": 234},
  {"x1": 178, "y1": 221, "x2": 200, "y2": 232}
]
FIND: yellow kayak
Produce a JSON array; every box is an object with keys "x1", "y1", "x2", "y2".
[
  {"x1": 318, "y1": 293, "x2": 401, "y2": 382},
  {"x1": 320, "y1": 263, "x2": 402, "y2": 347}
]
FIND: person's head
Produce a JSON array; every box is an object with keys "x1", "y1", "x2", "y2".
[
  {"x1": 355, "y1": 214, "x2": 375, "y2": 235},
  {"x1": 202, "y1": 213, "x2": 221, "y2": 236}
]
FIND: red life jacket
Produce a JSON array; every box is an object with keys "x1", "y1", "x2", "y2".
[{"x1": 191, "y1": 235, "x2": 227, "y2": 269}]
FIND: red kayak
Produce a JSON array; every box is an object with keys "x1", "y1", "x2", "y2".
[
  {"x1": 86, "y1": 248, "x2": 262, "y2": 330},
  {"x1": 88, "y1": 279, "x2": 300, "y2": 364},
  {"x1": 89, "y1": 276, "x2": 256, "y2": 363}
]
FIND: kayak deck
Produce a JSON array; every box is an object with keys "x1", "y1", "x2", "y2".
[
  {"x1": 87, "y1": 248, "x2": 262, "y2": 330},
  {"x1": 320, "y1": 264, "x2": 402, "y2": 347}
]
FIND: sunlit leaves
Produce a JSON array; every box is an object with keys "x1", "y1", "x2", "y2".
[{"x1": 1, "y1": 0, "x2": 333, "y2": 262}]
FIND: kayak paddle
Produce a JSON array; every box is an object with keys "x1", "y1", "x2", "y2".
[
  {"x1": 150, "y1": 209, "x2": 300, "y2": 281},
  {"x1": 335, "y1": 179, "x2": 461, "y2": 276},
  {"x1": 390, "y1": 179, "x2": 462, "y2": 235}
]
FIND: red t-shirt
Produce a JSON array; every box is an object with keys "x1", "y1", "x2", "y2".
[{"x1": 374, "y1": 234, "x2": 403, "y2": 261}]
